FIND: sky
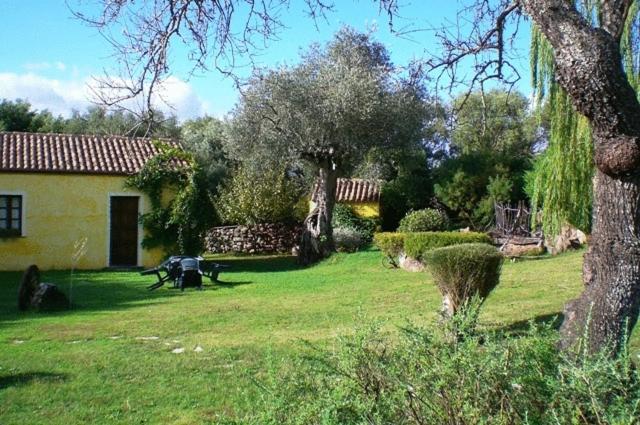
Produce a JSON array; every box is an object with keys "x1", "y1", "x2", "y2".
[{"x1": 0, "y1": 1, "x2": 532, "y2": 122}]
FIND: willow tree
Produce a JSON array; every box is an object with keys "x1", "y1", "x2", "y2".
[
  {"x1": 528, "y1": 1, "x2": 640, "y2": 237},
  {"x1": 228, "y1": 28, "x2": 426, "y2": 264}
]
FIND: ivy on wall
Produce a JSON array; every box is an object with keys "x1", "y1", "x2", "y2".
[{"x1": 125, "y1": 141, "x2": 217, "y2": 256}]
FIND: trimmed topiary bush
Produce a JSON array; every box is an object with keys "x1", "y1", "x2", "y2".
[
  {"x1": 397, "y1": 208, "x2": 449, "y2": 233},
  {"x1": 333, "y1": 227, "x2": 366, "y2": 252},
  {"x1": 373, "y1": 232, "x2": 406, "y2": 267},
  {"x1": 403, "y1": 231, "x2": 492, "y2": 261},
  {"x1": 424, "y1": 243, "x2": 503, "y2": 318}
]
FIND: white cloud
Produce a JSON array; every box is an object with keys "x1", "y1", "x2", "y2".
[
  {"x1": 0, "y1": 72, "x2": 211, "y2": 121},
  {"x1": 23, "y1": 61, "x2": 67, "y2": 72},
  {"x1": 0, "y1": 72, "x2": 89, "y2": 116}
]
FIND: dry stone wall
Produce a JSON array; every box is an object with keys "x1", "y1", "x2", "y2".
[{"x1": 205, "y1": 223, "x2": 302, "y2": 254}]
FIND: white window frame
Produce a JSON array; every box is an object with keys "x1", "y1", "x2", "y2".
[{"x1": 0, "y1": 191, "x2": 26, "y2": 237}]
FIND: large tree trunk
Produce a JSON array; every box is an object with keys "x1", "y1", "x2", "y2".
[
  {"x1": 560, "y1": 171, "x2": 640, "y2": 353},
  {"x1": 522, "y1": 0, "x2": 640, "y2": 354},
  {"x1": 298, "y1": 164, "x2": 338, "y2": 265}
]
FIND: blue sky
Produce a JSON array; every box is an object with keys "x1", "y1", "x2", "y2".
[{"x1": 0, "y1": 1, "x2": 532, "y2": 121}]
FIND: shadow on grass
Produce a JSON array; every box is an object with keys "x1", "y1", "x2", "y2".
[
  {"x1": 0, "y1": 269, "x2": 177, "y2": 325},
  {"x1": 0, "y1": 256, "x2": 294, "y2": 324},
  {"x1": 215, "y1": 255, "x2": 300, "y2": 274},
  {"x1": 499, "y1": 312, "x2": 564, "y2": 335},
  {"x1": 0, "y1": 372, "x2": 68, "y2": 390},
  {"x1": 210, "y1": 280, "x2": 253, "y2": 289}
]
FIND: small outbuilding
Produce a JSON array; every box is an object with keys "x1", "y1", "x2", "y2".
[
  {"x1": 311, "y1": 178, "x2": 381, "y2": 219},
  {"x1": 0, "y1": 132, "x2": 179, "y2": 270}
]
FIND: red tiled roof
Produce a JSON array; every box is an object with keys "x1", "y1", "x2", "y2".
[
  {"x1": 0, "y1": 132, "x2": 184, "y2": 175},
  {"x1": 312, "y1": 178, "x2": 381, "y2": 203}
]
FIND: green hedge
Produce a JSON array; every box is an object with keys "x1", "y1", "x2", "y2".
[
  {"x1": 373, "y1": 232, "x2": 406, "y2": 259},
  {"x1": 404, "y1": 231, "x2": 492, "y2": 261}
]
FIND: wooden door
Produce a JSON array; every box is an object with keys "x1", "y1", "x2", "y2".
[{"x1": 110, "y1": 196, "x2": 139, "y2": 266}]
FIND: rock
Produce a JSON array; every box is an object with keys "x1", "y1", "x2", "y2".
[
  {"x1": 398, "y1": 253, "x2": 425, "y2": 272},
  {"x1": 31, "y1": 283, "x2": 69, "y2": 311},
  {"x1": 545, "y1": 225, "x2": 588, "y2": 255},
  {"x1": 501, "y1": 243, "x2": 545, "y2": 257},
  {"x1": 18, "y1": 264, "x2": 40, "y2": 311},
  {"x1": 171, "y1": 347, "x2": 185, "y2": 354}
]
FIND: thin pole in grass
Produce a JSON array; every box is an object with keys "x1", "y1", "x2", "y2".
[{"x1": 69, "y1": 236, "x2": 88, "y2": 308}]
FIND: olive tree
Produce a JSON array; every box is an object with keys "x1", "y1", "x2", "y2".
[{"x1": 228, "y1": 28, "x2": 426, "y2": 264}]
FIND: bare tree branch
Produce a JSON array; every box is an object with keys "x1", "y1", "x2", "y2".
[{"x1": 69, "y1": 0, "x2": 335, "y2": 116}]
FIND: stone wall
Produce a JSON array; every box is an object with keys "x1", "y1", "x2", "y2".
[{"x1": 204, "y1": 223, "x2": 302, "y2": 254}]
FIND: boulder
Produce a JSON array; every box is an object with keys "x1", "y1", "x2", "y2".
[
  {"x1": 31, "y1": 283, "x2": 69, "y2": 311},
  {"x1": 398, "y1": 253, "x2": 425, "y2": 272},
  {"x1": 17, "y1": 264, "x2": 69, "y2": 312},
  {"x1": 545, "y1": 225, "x2": 588, "y2": 255}
]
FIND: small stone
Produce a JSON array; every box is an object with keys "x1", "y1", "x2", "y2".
[
  {"x1": 194, "y1": 345, "x2": 204, "y2": 353},
  {"x1": 136, "y1": 336, "x2": 159, "y2": 341},
  {"x1": 172, "y1": 347, "x2": 185, "y2": 354},
  {"x1": 13, "y1": 340, "x2": 24, "y2": 344}
]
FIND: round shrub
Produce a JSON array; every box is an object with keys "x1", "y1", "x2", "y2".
[
  {"x1": 333, "y1": 227, "x2": 366, "y2": 252},
  {"x1": 424, "y1": 243, "x2": 503, "y2": 318},
  {"x1": 397, "y1": 208, "x2": 449, "y2": 233}
]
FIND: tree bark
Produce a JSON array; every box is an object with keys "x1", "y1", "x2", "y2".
[
  {"x1": 298, "y1": 163, "x2": 338, "y2": 265},
  {"x1": 560, "y1": 171, "x2": 640, "y2": 353},
  {"x1": 522, "y1": 0, "x2": 640, "y2": 354}
]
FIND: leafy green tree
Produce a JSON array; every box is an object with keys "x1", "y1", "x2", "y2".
[
  {"x1": 355, "y1": 101, "x2": 447, "y2": 231},
  {"x1": 0, "y1": 99, "x2": 37, "y2": 131},
  {"x1": 228, "y1": 28, "x2": 427, "y2": 264},
  {"x1": 217, "y1": 162, "x2": 306, "y2": 225},
  {"x1": 181, "y1": 116, "x2": 230, "y2": 199},
  {"x1": 62, "y1": 106, "x2": 180, "y2": 138},
  {"x1": 0, "y1": 99, "x2": 66, "y2": 132},
  {"x1": 434, "y1": 90, "x2": 537, "y2": 228}
]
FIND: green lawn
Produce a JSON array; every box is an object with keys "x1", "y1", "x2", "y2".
[{"x1": 0, "y1": 248, "x2": 627, "y2": 424}]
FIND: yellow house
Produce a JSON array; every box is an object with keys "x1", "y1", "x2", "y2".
[
  {"x1": 311, "y1": 178, "x2": 381, "y2": 219},
  {"x1": 0, "y1": 132, "x2": 176, "y2": 271}
]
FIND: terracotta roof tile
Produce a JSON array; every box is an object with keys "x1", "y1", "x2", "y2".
[
  {"x1": 0, "y1": 132, "x2": 185, "y2": 175},
  {"x1": 312, "y1": 178, "x2": 381, "y2": 203}
]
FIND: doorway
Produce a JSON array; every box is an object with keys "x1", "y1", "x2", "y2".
[{"x1": 109, "y1": 196, "x2": 139, "y2": 266}]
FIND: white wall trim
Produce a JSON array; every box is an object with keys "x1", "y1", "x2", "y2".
[
  {"x1": 107, "y1": 192, "x2": 143, "y2": 267},
  {"x1": 0, "y1": 190, "x2": 27, "y2": 237}
]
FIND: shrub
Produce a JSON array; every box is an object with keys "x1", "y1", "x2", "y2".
[
  {"x1": 331, "y1": 203, "x2": 377, "y2": 243},
  {"x1": 403, "y1": 231, "x2": 492, "y2": 260},
  {"x1": 217, "y1": 164, "x2": 305, "y2": 225},
  {"x1": 333, "y1": 227, "x2": 366, "y2": 252},
  {"x1": 397, "y1": 208, "x2": 449, "y2": 232},
  {"x1": 424, "y1": 243, "x2": 503, "y2": 318},
  {"x1": 255, "y1": 319, "x2": 640, "y2": 425},
  {"x1": 373, "y1": 232, "x2": 406, "y2": 266}
]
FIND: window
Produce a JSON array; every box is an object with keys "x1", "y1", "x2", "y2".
[{"x1": 0, "y1": 195, "x2": 22, "y2": 234}]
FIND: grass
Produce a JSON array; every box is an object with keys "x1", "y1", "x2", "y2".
[{"x1": 0, "y1": 247, "x2": 631, "y2": 424}]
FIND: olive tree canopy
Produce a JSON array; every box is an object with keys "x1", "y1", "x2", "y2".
[{"x1": 227, "y1": 28, "x2": 427, "y2": 263}]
